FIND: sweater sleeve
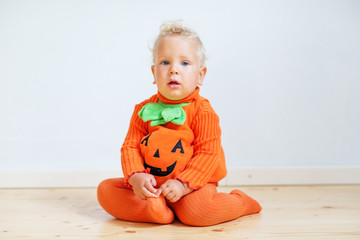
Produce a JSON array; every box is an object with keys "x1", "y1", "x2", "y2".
[
  {"x1": 176, "y1": 105, "x2": 222, "y2": 189},
  {"x1": 121, "y1": 103, "x2": 148, "y2": 185}
]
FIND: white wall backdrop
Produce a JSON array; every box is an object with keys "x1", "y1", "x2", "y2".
[{"x1": 1, "y1": 0, "x2": 359, "y2": 178}]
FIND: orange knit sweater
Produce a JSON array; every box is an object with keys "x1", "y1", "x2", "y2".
[{"x1": 121, "y1": 87, "x2": 227, "y2": 190}]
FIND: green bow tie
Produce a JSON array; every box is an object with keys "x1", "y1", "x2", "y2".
[{"x1": 138, "y1": 100, "x2": 190, "y2": 126}]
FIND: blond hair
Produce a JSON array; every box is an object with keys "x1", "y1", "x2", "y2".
[{"x1": 152, "y1": 20, "x2": 207, "y2": 66}]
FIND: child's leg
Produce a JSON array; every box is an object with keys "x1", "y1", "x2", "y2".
[
  {"x1": 169, "y1": 183, "x2": 262, "y2": 226},
  {"x1": 97, "y1": 178, "x2": 174, "y2": 224}
]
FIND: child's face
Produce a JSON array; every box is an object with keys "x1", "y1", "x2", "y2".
[{"x1": 151, "y1": 36, "x2": 206, "y2": 101}]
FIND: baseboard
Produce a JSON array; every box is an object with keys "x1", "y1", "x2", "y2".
[
  {"x1": 223, "y1": 166, "x2": 360, "y2": 186},
  {"x1": 0, "y1": 169, "x2": 124, "y2": 188},
  {"x1": 0, "y1": 166, "x2": 359, "y2": 188}
]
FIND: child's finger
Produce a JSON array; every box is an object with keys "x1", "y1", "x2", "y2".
[
  {"x1": 145, "y1": 176, "x2": 158, "y2": 194},
  {"x1": 150, "y1": 176, "x2": 157, "y2": 187},
  {"x1": 142, "y1": 186, "x2": 157, "y2": 198},
  {"x1": 164, "y1": 191, "x2": 174, "y2": 200},
  {"x1": 156, "y1": 184, "x2": 166, "y2": 197},
  {"x1": 160, "y1": 185, "x2": 171, "y2": 197},
  {"x1": 164, "y1": 190, "x2": 180, "y2": 202},
  {"x1": 144, "y1": 181, "x2": 157, "y2": 194}
]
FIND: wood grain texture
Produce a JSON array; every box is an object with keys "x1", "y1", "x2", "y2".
[{"x1": 0, "y1": 185, "x2": 359, "y2": 239}]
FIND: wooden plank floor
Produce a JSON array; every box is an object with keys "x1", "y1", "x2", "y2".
[{"x1": 0, "y1": 185, "x2": 359, "y2": 239}]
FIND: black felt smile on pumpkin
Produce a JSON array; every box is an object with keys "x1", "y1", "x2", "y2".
[{"x1": 143, "y1": 159, "x2": 177, "y2": 177}]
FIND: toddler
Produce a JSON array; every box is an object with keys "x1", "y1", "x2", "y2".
[{"x1": 97, "y1": 20, "x2": 262, "y2": 226}]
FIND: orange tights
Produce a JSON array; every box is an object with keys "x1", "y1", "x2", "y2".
[{"x1": 97, "y1": 178, "x2": 262, "y2": 227}]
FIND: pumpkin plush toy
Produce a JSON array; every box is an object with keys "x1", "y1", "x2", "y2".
[{"x1": 140, "y1": 128, "x2": 194, "y2": 187}]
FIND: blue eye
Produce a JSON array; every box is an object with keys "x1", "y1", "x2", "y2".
[
  {"x1": 181, "y1": 61, "x2": 190, "y2": 66},
  {"x1": 161, "y1": 60, "x2": 169, "y2": 65}
]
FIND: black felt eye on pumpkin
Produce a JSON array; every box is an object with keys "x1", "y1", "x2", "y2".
[{"x1": 172, "y1": 140, "x2": 184, "y2": 153}]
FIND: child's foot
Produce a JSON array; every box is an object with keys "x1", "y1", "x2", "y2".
[
  {"x1": 146, "y1": 196, "x2": 174, "y2": 224},
  {"x1": 230, "y1": 190, "x2": 262, "y2": 215}
]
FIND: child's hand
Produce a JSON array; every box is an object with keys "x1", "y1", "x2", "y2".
[
  {"x1": 157, "y1": 179, "x2": 191, "y2": 203},
  {"x1": 128, "y1": 173, "x2": 158, "y2": 200}
]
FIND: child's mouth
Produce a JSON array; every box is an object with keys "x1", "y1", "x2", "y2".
[{"x1": 168, "y1": 80, "x2": 181, "y2": 88}]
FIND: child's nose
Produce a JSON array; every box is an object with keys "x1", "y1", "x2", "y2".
[
  {"x1": 170, "y1": 69, "x2": 179, "y2": 75},
  {"x1": 169, "y1": 65, "x2": 179, "y2": 75}
]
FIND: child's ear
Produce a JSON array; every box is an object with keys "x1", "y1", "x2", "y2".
[
  {"x1": 198, "y1": 66, "x2": 207, "y2": 86},
  {"x1": 151, "y1": 65, "x2": 156, "y2": 84}
]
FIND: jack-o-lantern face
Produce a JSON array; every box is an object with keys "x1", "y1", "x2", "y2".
[{"x1": 140, "y1": 128, "x2": 193, "y2": 186}]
